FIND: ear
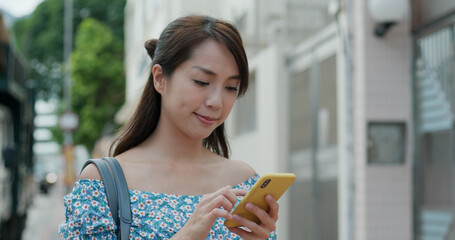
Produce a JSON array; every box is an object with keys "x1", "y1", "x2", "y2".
[{"x1": 152, "y1": 64, "x2": 166, "y2": 94}]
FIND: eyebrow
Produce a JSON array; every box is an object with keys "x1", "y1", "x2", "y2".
[{"x1": 192, "y1": 66, "x2": 241, "y2": 80}]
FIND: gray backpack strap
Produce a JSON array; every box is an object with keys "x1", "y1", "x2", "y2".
[
  {"x1": 81, "y1": 159, "x2": 120, "y2": 228},
  {"x1": 103, "y1": 157, "x2": 132, "y2": 240}
]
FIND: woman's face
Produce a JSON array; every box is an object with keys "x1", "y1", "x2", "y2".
[{"x1": 155, "y1": 39, "x2": 240, "y2": 140}]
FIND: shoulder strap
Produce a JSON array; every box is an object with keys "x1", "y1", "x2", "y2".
[
  {"x1": 81, "y1": 159, "x2": 120, "y2": 228},
  {"x1": 103, "y1": 157, "x2": 132, "y2": 240}
]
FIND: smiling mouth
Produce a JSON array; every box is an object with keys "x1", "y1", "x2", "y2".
[{"x1": 194, "y1": 113, "x2": 218, "y2": 125}]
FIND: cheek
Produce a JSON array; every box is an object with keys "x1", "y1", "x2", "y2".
[
  {"x1": 176, "y1": 88, "x2": 204, "y2": 110},
  {"x1": 223, "y1": 96, "x2": 237, "y2": 114}
]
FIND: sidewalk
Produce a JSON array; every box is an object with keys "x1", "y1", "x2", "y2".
[{"x1": 22, "y1": 182, "x2": 66, "y2": 240}]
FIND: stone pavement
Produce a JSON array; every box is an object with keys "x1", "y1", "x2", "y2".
[{"x1": 22, "y1": 182, "x2": 67, "y2": 240}]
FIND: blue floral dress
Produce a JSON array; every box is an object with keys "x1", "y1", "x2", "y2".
[{"x1": 59, "y1": 174, "x2": 277, "y2": 239}]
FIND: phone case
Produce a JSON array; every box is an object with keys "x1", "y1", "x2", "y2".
[{"x1": 224, "y1": 173, "x2": 296, "y2": 228}]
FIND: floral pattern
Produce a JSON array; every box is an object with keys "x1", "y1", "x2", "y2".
[{"x1": 59, "y1": 174, "x2": 277, "y2": 239}]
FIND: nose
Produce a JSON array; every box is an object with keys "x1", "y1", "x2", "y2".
[{"x1": 206, "y1": 87, "x2": 222, "y2": 110}]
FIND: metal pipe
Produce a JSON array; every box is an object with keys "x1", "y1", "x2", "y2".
[
  {"x1": 337, "y1": 0, "x2": 355, "y2": 237},
  {"x1": 310, "y1": 53, "x2": 320, "y2": 240}
]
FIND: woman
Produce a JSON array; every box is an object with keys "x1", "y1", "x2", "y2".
[{"x1": 59, "y1": 15, "x2": 278, "y2": 239}]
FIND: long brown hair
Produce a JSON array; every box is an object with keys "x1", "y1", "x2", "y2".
[{"x1": 110, "y1": 15, "x2": 249, "y2": 158}]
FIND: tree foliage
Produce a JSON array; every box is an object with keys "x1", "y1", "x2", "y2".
[
  {"x1": 12, "y1": 0, "x2": 126, "y2": 152},
  {"x1": 13, "y1": 0, "x2": 65, "y2": 98},
  {"x1": 12, "y1": 0, "x2": 125, "y2": 100},
  {"x1": 70, "y1": 18, "x2": 124, "y2": 151}
]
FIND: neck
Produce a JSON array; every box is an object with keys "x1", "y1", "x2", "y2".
[{"x1": 136, "y1": 118, "x2": 210, "y2": 164}]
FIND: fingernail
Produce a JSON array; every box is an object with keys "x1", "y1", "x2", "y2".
[
  {"x1": 227, "y1": 213, "x2": 233, "y2": 220},
  {"x1": 245, "y1": 203, "x2": 252, "y2": 209}
]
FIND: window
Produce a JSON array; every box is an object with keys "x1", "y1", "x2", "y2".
[
  {"x1": 367, "y1": 122, "x2": 406, "y2": 164},
  {"x1": 288, "y1": 54, "x2": 338, "y2": 240}
]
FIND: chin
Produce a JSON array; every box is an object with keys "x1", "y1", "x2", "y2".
[
  {"x1": 194, "y1": 129, "x2": 215, "y2": 141},
  {"x1": 200, "y1": 132, "x2": 214, "y2": 140}
]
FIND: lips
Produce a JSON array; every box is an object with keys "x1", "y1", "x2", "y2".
[{"x1": 194, "y1": 113, "x2": 218, "y2": 125}]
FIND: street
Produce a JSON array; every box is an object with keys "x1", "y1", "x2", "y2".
[{"x1": 22, "y1": 182, "x2": 66, "y2": 240}]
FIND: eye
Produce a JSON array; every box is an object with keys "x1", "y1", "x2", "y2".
[
  {"x1": 193, "y1": 80, "x2": 209, "y2": 86},
  {"x1": 225, "y1": 86, "x2": 238, "y2": 92}
]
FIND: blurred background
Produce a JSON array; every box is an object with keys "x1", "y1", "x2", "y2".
[{"x1": 0, "y1": 0, "x2": 454, "y2": 239}]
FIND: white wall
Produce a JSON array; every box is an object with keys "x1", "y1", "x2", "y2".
[{"x1": 352, "y1": 0, "x2": 413, "y2": 239}]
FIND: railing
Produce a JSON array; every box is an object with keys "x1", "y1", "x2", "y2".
[
  {"x1": 420, "y1": 209, "x2": 453, "y2": 240},
  {"x1": 416, "y1": 25, "x2": 455, "y2": 133}
]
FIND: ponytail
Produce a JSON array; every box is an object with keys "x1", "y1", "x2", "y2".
[{"x1": 109, "y1": 39, "x2": 161, "y2": 156}]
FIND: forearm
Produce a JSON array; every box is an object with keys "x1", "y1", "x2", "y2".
[{"x1": 169, "y1": 225, "x2": 204, "y2": 240}]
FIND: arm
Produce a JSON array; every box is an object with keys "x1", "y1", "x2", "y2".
[{"x1": 58, "y1": 177, "x2": 118, "y2": 239}]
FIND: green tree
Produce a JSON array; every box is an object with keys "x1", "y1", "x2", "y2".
[
  {"x1": 12, "y1": 0, "x2": 126, "y2": 100},
  {"x1": 13, "y1": 0, "x2": 65, "y2": 99},
  {"x1": 70, "y1": 18, "x2": 124, "y2": 151},
  {"x1": 12, "y1": 0, "x2": 126, "y2": 151}
]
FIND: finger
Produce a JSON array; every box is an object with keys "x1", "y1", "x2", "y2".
[
  {"x1": 210, "y1": 208, "x2": 234, "y2": 220},
  {"x1": 228, "y1": 189, "x2": 248, "y2": 206},
  {"x1": 231, "y1": 188, "x2": 248, "y2": 197},
  {"x1": 220, "y1": 186, "x2": 243, "y2": 206},
  {"x1": 232, "y1": 214, "x2": 269, "y2": 238},
  {"x1": 245, "y1": 203, "x2": 275, "y2": 229},
  {"x1": 245, "y1": 202, "x2": 276, "y2": 232},
  {"x1": 209, "y1": 195, "x2": 234, "y2": 212},
  {"x1": 265, "y1": 194, "x2": 279, "y2": 220},
  {"x1": 201, "y1": 185, "x2": 234, "y2": 204},
  {"x1": 214, "y1": 186, "x2": 248, "y2": 206}
]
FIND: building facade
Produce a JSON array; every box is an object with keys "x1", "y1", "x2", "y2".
[
  {"x1": 119, "y1": 0, "x2": 455, "y2": 239},
  {"x1": 412, "y1": 1, "x2": 455, "y2": 240}
]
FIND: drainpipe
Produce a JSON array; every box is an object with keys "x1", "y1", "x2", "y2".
[
  {"x1": 333, "y1": 0, "x2": 355, "y2": 239},
  {"x1": 310, "y1": 53, "x2": 321, "y2": 240}
]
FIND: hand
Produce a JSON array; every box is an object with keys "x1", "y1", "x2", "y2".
[
  {"x1": 172, "y1": 186, "x2": 248, "y2": 240},
  {"x1": 227, "y1": 194, "x2": 279, "y2": 240}
]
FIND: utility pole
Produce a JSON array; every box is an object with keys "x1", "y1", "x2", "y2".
[
  {"x1": 60, "y1": 0, "x2": 78, "y2": 192},
  {"x1": 64, "y1": 0, "x2": 73, "y2": 110}
]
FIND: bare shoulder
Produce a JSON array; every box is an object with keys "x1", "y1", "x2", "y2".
[
  {"x1": 78, "y1": 150, "x2": 131, "y2": 181},
  {"x1": 78, "y1": 163, "x2": 102, "y2": 180},
  {"x1": 221, "y1": 158, "x2": 257, "y2": 182}
]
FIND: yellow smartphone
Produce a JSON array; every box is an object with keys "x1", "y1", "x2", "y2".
[{"x1": 224, "y1": 173, "x2": 296, "y2": 228}]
